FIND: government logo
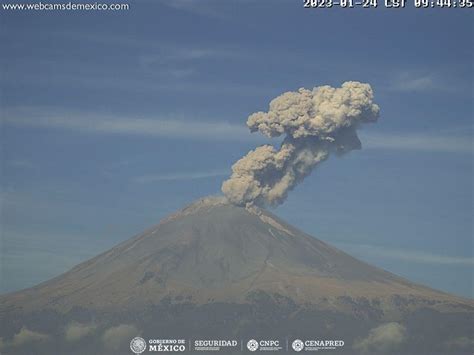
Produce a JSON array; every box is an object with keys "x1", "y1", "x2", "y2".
[
  {"x1": 247, "y1": 339, "x2": 259, "y2": 351},
  {"x1": 130, "y1": 337, "x2": 147, "y2": 354},
  {"x1": 292, "y1": 339, "x2": 304, "y2": 352}
]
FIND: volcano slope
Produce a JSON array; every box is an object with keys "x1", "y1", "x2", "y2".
[{"x1": 0, "y1": 197, "x2": 472, "y2": 354}]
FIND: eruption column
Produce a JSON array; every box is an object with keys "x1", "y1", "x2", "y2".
[{"x1": 222, "y1": 81, "x2": 380, "y2": 207}]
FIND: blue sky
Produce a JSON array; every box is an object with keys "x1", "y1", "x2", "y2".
[{"x1": 0, "y1": 1, "x2": 472, "y2": 298}]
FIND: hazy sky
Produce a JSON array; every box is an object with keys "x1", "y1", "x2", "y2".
[{"x1": 1, "y1": 0, "x2": 472, "y2": 298}]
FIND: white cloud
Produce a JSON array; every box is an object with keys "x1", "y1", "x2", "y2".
[
  {"x1": 139, "y1": 48, "x2": 230, "y2": 67},
  {"x1": 2, "y1": 107, "x2": 256, "y2": 142},
  {"x1": 137, "y1": 46, "x2": 235, "y2": 79},
  {"x1": 158, "y1": 0, "x2": 234, "y2": 19},
  {"x1": 388, "y1": 71, "x2": 457, "y2": 93},
  {"x1": 391, "y1": 75, "x2": 436, "y2": 92},
  {"x1": 133, "y1": 169, "x2": 228, "y2": 183},
  {"x1": 3, "y1": 107, "x2": 472, "y2": 153},
  {"x1": 360, "y1": 131, "x2": 473, "y2": 153},
  {"x1": 65, "y1": 322, "x2": 97, "y2": 342},
  {"x1": 0, "y1": 327, "x2": 50, "y2": 350},
  {"x1": 7, "y1": 159, "x2": 36, "y2": 169},
  {"x1": 13, "y1": 327, "x2": 49, "y2": 346},
  {"x1": 336, "y1": 243, "x2": 474, "y2": 266},
  {"x1": 102, "y1": 324, "x2": 139, "y2": 351},
  {"x1": 444, "y1": 336, "x2": 474, "y2": 350},
  {"x1": 353, "y1": 322, "x2": 407, "y2": 353},
  {"x1": 0, "y1": 68, "x2": 269, "y2": 96}
]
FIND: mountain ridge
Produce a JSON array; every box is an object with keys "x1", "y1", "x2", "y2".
[
  {"x1": 1, "y1": 196, "x2": 473, "y2": 355},
  {"x1": 2, "y1": 196, "x2": 470, "y2": 313}
]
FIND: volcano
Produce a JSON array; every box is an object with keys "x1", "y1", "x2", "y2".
[{"x1": 0, "y1": 197, "x2": 472, "y2": 355}]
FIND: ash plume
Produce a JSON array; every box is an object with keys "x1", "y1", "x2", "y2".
[{"x1": 222, "y1": 81, "x2": 380, "y2": 207}]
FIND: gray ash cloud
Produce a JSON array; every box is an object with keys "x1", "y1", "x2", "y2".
[{"x1": 222, "y1": 81, "x2": 380, "y2": 207}]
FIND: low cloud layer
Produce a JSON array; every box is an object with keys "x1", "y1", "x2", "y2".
[
  {"x1": 0, "y1": 327, "x2": 49, "y2": 350},
  {"x1": 443, "y1": 336, "x2": 474, "y2": 350},
  {"x1": 353, "y1": 322, "x2": 407, "y2": 353},
  {"x1": 336, "y1": 243, "x2": 474, "y2": 266},
  {"x1": 65, "y1": 322, "x2": 97, "y2": 342},
  {"x1": 102, "y1": 324, "x2": 139, "y2": 351},
  {"x1": 222, "y1": 81, "x2": 379, "y2": 207}
]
